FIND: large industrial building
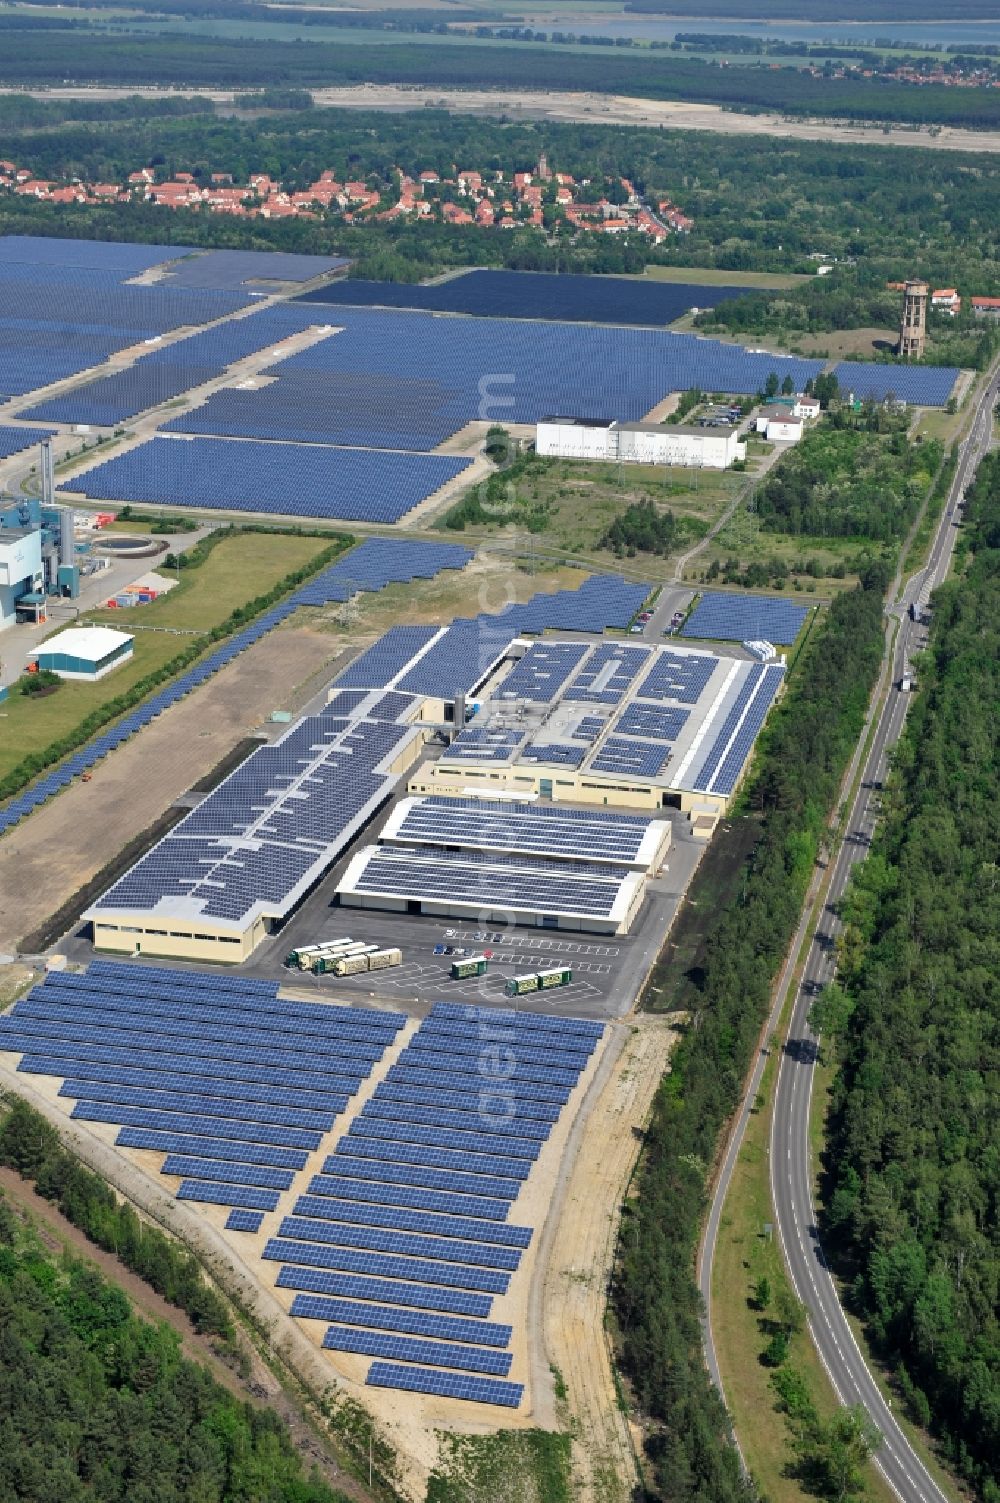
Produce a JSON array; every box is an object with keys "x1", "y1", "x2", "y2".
[
  {"x1": 536, "y1": 416, "x2": 745, "y2": 470},
  {"x1": 86, "y1": 604, "x2": 784, "y2": 960},
  {"x1": 0, "y1": 489, "x2": 80, "y2": 632}
]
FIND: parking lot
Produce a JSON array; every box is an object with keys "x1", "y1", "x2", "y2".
[{"x1": 243, "y1": 813, "x2": 704, "y2": 1023}]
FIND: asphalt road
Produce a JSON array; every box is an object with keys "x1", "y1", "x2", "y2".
[{"x1": 699, "y1": 370, "x2": 999, "y2": 1499}]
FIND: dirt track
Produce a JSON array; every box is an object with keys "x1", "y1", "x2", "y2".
[
  {"x1": 543, "y1": 1016, "x2": 679, "y2": 1503},
  {"x1": 7, "y1": 84, "x2": 999, "y2": 154}
]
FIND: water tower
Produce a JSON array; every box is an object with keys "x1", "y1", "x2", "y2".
[{"x1": 898, "y1": 279, "x2": 929, "y2": 360}]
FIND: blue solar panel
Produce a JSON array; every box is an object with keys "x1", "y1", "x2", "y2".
[
  {"x1": 74, "y1": 436, "x2": 473, "y2": 525},
  {"x1": 226, "y1": 1209, "x2": 265, "y2": 1233},
  {"x1": 366, "y1": 1361, "x2": 523, "y2": 1409},
  {"x1": 178, "y1": 1180, "x2": 280, "y2": 1212},
  {"x1": 613, "y1": 703, "x2": 690, "y2": 743},
  {"x1": 299, "y1": 270, "x2": 747, "y2": 327},
  {"x1": 263, "y1": 1238, "x2": 510, "y2": 1294},
  {"x1": 306, "y1": 1173, "x2": 511, "y2": 1222},
  {"x1": 682, "y1": 592, "x2": 809, "y2": 645},
  {"x1": 275, "y1": 1265, "x2": 493, "y2": 1319},
  {"x1": 0, "y1": 423, "x2": 56, "y2": 459},
  {"x1": 590, "y1": 736, "x2": 670, "y2": 779},
  {"x1": 162, "y1": 1156, "x2": 294, "y2": 1190},
  {"x1": 333, "y1": 1138, "x2": 532, "y2": 1183},
  {"x1": 322, "y1": 1155, "x2": 522, "y2": 1203},
  {"x1": 116, "y1": 1128, "x2": 307, "y2": 1170},
  {"x1": 292, "y1": 1195, "x2": 531, "y2": 1249},
  {"x1": 348, "y1": 1118, "x2": 540, "y2": 1164},
  {"x1": 375, "y1": 1080, "x2": 560, "y2": 1123},
  {"x1": 498, "y1": 642, "x2": 591, "y2": 702},
  {"x1": 323, "y1": 1325, "x2": 512, "y2": 1376},
  {"x1": 277, "y1": 1216, "x2": 521, "y2": 1272},
  {"x1": 71, "y1": 1102, "x2": 323, "y2": 1150},
  {"x1": 430, "y1": 1001, "x2": 604, "y2": 1039},
  {"x1": 164, "y1": 249, "x2": 349, "y2": 290},
  {"x1": 290, "y1": 1295, "x2": 512, "y2": 1348},
  {"x1": 361, "y1": 1100, "x2": 550, "y2": 1144},
  {"x1": 385, "y1": 1064, "x2": 570, "y2": 1105},
  {"x1": 833, "y1": 361, "x2": 958, "y2": 407}
]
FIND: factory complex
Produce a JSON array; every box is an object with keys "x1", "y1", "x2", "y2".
[{"x1": 85, "y1": 607, "x2": 784, "y2": 963}]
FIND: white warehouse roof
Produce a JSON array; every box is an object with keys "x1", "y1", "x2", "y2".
[{"x1": 33, "y1": 625, "x2": 133, "y2": 662}]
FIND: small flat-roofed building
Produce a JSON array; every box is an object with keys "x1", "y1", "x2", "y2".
[
  {"x1": 765, "y1": 413, "x2": 804, "y2": 444},
  {"x1": 29, "y1": 625, "x2": 133, "y2": 680}
]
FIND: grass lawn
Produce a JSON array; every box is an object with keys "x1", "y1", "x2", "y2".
[
  {"x1": 0, "y1": 630, "x2": 192, "y2": 783},
  {"x1": 436, "y1": 455, "x2": 742, "y2": 576},
  {"x1": 88, "y1": 531, "x2": 332, "y2": 633},
  {"x1": 642, "y1": 266, "x2": 811, "y2": 291},
  {"x1": 687, "y1": 523, "x2": 882, "y2": 595},
  {"x1": 0, "y1": 531, "x2": 337, "y2": 784}
]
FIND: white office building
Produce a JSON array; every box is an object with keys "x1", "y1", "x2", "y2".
[{"x1": 536, "y1": 416, "x2": 745, "y2": 469}]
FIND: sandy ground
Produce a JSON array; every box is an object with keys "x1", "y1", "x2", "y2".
[
  {"x1": 8, "y1": 85, "x2": 999, "y2": 155},
  {"x1": 0, "y1": 623, "x2": 346, "y2": 953},
  {"x1": 543, "y1": 1016, "x2": 679, "y2": 1503}
]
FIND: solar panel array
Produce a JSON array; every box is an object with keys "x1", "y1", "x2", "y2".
[
  {"x1": 161, "y1": 249, "x2": 349, "y2": 291},
  {"x1": 497, "y1": 642, "x2": 591, "y2": 702},
  {"x1": 0, "y1": 962, "x2": 406, "y2": 1223},
  {"x1": 612, "y1": 703, "x2": 691, "y2": 743},
  {"x1": 681, "y1": 591, "x2": 809, "y2": 645},
  {"x1": 566, "y1": 644, "x2": 651, "y2": 703},
  {"x1": 297, "y1": 270, "x2": 747, "y2": 327},
  {"x1": 692, "y1": 663, "x2": 785, "y2": 796},
  {"x1": 342, "y1": 844, "x2": 633, "y2": 921},
  {"x1": 269, "y1": 1002, "x2": 604, "y2": 1409},
  {"x1": 443, "y1": 726, "x2": 523, "y2": 763},
  {"x1": 0, "y1": 539, "x2": 471, "y2": 839},
  {"x1": 833, "y1": 361, "x2": 959, "y2": 407},
  {"x1": 590, "y1": 736, "x2": 670, "y2": 779},
  {"x1": 89, "y1": 710, "x2": 419, "y2": 928},
  {"x1": 70, "y1": 435, "x2": 473, "y2": 525},
  {"x1": 0, "y1": 423, "x2": 57, "y2": 459},
  {"x1": 153, "y1": 303, "x2": 826, "y2": 458},
  {"x1": 0, "y1": 243, "x2": 255, "y2": 398},
  {"x1": 391, "y1": 795, "x2": 656, "y2": 867},
  {"x1": 637, "y1": 648, "x2": 718, "y2": 704},
  {"x1": 24, "y1": 304, "x2": 330, "y2": 426}
]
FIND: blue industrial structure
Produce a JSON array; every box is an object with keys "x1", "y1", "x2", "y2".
[{"x1": 0, "y1": 489, "x2": 79, "y2": 631}]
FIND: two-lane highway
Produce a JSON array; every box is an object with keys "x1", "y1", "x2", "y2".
[{"x1": 700, "y1": 367, "x2": 998, "y2": 1501}]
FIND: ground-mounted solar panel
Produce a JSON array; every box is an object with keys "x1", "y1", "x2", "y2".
[
  {"x1": 275, "y1": 1266, "x2": 493, "y2": 1319},
  {"x1": 833, "y1": 361, "x2": 958, "y2": 407},
  {"x1": 277, "y1": 1216, "x2": 522, "y2": 1273},
  {"x1": 56, "y1": 1079, "x2": 337, "y2": 1133},
  {"x1": 322, "y1": 1154, "x2": 521, "y2": 1203},
  {"x1": 178, "y1": 1180, "x2": 280, "y2": 1211},
  {"x1": 367, "y1": 1360, "x2": 523, "y2": 1409},
  {"x1": 115, "y1": 1127, "x2": 308, "y2": 1170},
  {"x1": 361, "y1": 1100, "x2": 551, "y2": 1144},
  {"x1": 162, "y1": 1156, "x2": 294, "y2": 1190},
  {"x1": 71, "y1": 1102, "x2": 323, "y2": 1151},
  {"x1": 263, "y1": 1238, "x2": 511, "y2": 1294},
  {"x1": 333, "y1": 1137, "x2": 533, "y2": 1183},
  {"x1": 226, "y1": 1209, "x2": 265, "y2": 1233},
  {"x1": 73, "y1": 435, "x2": 473, "y2": 525},
  {"x1": 298, "y1": 269, "x2": 749, "y2": 327},
  {"x1": 323, "y1": 1324, "x2": 512, "y2": 1376},
  {"x1": 306, "y1": 1173, "x2": 511, "y2": 1223},
  {"x1": 291, "y1": 1195, "x2": 531, "y2": 1249},
  {"x1": 347, "y1": 1117, "x2": 541, "y2": 1164},
  {"x1": 681, "y1": 591, "x2": 809, "y2": 645},
  {"x1": 290, "y1": 1295, "x2": 512, "y2": 1348},
  {"x1": 374, "y1": 1081, "x2": 561, "y2": 1124}
]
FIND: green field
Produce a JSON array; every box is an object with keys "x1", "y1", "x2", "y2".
[
  {"x1": 0, "y1": 530, "x2": 333, "y2": 783},
  {"x1": 643, "y1": 266, "x2": 812, "y2": 290},
  {"x1": 88, "y1": 530, "x2": 330, "y2": 632}
]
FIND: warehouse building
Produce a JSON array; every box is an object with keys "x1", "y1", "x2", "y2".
[
  {"x1": 536, "y1": 416, "x2": 745, "y2": 469},
  {"x1": 28, "y1": 625, "x2": 133, "y2": 680}
]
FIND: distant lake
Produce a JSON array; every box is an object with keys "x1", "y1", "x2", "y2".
[{"x1": 519, "y1": 15, "x2": 1000, "y2": 49}]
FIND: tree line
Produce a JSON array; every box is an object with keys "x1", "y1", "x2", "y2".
[
  {"x1": 819, "y1": 450, "x2": 1000, "y2": 1500},
  {"x1": 0, "y1": 1170, "x2": 348, "y2": 1503},
  {"x1": 613, "y1": 558, "x2": 891, "y2": 1502},
  {"x1": 3, "y1": 27, "x2": 1000, "y2": 129}
]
